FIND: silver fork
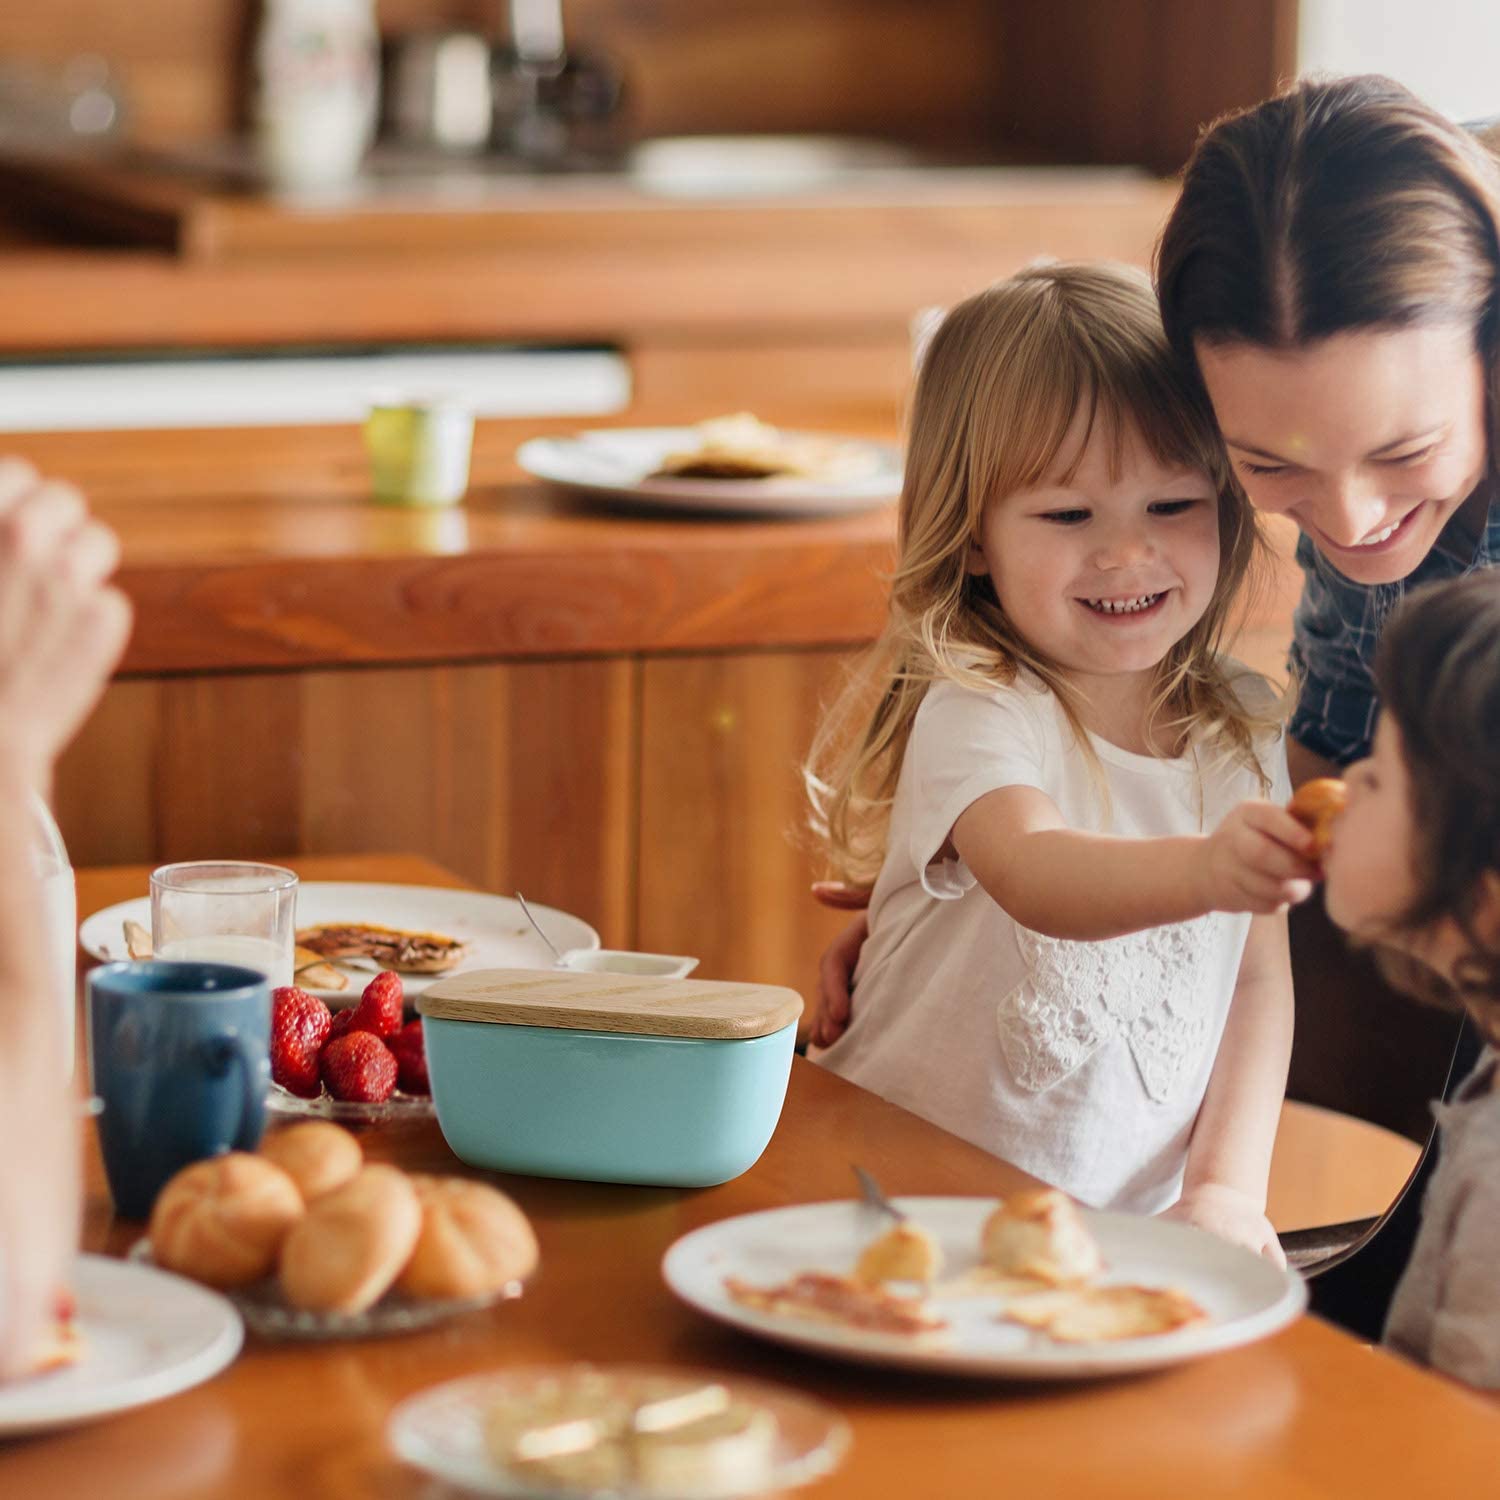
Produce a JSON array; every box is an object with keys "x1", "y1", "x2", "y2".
[{"x1": 853, "y1": 1164, "x2": 907, "y2": 1223}]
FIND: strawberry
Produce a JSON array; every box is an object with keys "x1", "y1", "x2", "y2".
[
  {"x1": 346, "y1": 970, "x2": 404, "y2": 1039},
  {"x1": 320, "y1": 1031, "x2": 398, "y2": 1103},
  {"x1": 327, "y1": 1007, "x2": 359, "y2": 1043},
  {"x1": 270, "y1": 985, "x2": 332, "y2": 1098},
  {"x1": 387, "y1": 1019, "x2": 430, "y2": 1095}
]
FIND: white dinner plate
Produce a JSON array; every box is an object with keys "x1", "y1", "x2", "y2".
[
  {"x1": 516, "y1": 428, "x2": 903, "y2": 516},
  {"x1": 0, "y1": 1254, "x2": 243, "y2": 1437},
  {"x1": 662, "y1": 1197, "x2": 1307, "y2": 1380},
  {"x1": 78, "y1": 881, "x2": 600, "y2": 1005},
  {"x1": 388, "y1": 1365, "x2": 850, "y2": 1499}
]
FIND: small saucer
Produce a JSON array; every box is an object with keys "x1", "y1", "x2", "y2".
[{"x1": 127, "y1": 1240, "x2": 521, "y2": 1341}]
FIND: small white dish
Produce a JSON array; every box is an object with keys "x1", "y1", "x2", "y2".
[
  {"x1": 388, "y1": 1364, "x2": 850, "y2": 1499},
  {"x1": 557, "y1": 948, "x2": 700, "y2": 979},
  {"x1": 0, "y1": 1253, "x2": 242, "y2": 1437}
]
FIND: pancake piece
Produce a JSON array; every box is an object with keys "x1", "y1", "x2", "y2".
[
  {"x1": 1001, "y1": 1283, "x2": 1208, "y2": 1342},
  {"x1": 724, "y1": 1270, "x2": 948, "y2": 1340}
]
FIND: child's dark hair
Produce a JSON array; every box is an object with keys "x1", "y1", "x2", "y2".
[{"x1": 1376, "y1": 573, "x2": 1500, "y2": 1018}]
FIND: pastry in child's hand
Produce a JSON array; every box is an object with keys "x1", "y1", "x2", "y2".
[
  {"x1": 259, "y1": 1121, "x2": 363, "y2": 1203},
  {"x1": 1287, "y1": 777, "x2": 1348, "y2": 857},
  {"x1": 149, "y1": 1153, "x2": 305, "y2": 1289},
  {"x1": 278, "y1": 1164, "x2": 422, "y2": 1314},
  {"x1": 1001, "y1": 1283, "x2": 1208, "y2": 1342},
  {"x1": 980, "y1": 1188, "x2": 1104, "y2": 1286},
  {"x1": 853, "y1": 1221, "x2": 943, "y2": 1286},
  {"x1": 396, "y1": 1174, "x2": 540, "y2": 1300}
]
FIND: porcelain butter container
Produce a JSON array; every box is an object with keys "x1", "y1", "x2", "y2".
[{"x1": 417, "y1": 969, "x2": 803, "y2": 1187}]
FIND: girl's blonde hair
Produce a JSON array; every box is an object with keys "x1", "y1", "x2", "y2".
[{"x1": 807, "y1": 262, "x2": 1274, "y2": 887}]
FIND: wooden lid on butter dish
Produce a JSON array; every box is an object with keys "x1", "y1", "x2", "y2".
[{"x1": 416, "y1": 969, "x2": 804, "y2": 1041}]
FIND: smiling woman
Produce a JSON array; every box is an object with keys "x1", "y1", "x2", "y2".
[{"x1": 1156, "y1": 72, "x2": 1500, "y2": 777}]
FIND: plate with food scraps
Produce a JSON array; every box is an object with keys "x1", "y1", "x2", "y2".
[
  {"x1": 127, "y1": 1240, "x2": 522, "y2": 1342},
  {"x1": 661, "y1": 1196, "x2": 1306, "y2": 1380},
  {"x1": 516, "y1": 417, "x2": 902, "y2": 517},
  {"x1": 0, "y1": 1254, "x2": 242, "y2": 1438},
  {"x1": 78, "y1": 882, "x2": 600, "y2": 1005},
  {"x1": 388, "y1": 1363, "x2": 850, "y2": 1500}
]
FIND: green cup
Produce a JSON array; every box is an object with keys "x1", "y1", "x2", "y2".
[{"x1": 365, "y1": 400, "x2": 474, "y2": 507}]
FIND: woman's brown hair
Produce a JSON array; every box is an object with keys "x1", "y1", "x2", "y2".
[
  {"x1": 1155, "y1": 74, "x2": 1500, "y2": 461},
  {"x1": 1376, "y1": 573, "x2": 1500, "y2": 1028}
]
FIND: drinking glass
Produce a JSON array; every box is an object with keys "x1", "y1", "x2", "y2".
[{"x1": 150, "y1": 861, "x2": 298, "y2": 989}]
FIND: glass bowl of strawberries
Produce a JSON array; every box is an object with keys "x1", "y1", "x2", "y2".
[{"x1": 269, "y1": 971, "x2": 436, "y2": 1121}]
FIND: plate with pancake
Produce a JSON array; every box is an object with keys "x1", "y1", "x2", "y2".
[
  {"x1": 78, "y1": 882, "x2": 600, "y2": 1005},
  {"x1": 517, "y1": 416, "x2": 902, "y2": 516},
  {"x1": 0, "y1": 1254, "x2": 242, "y2": 1437},
  {"x1": 662, "y1": 1196, "x2": 1306, "y2": 1380}
]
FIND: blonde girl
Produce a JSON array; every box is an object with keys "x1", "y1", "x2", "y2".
[{"x1": 806, "y1": 263, "x2": 1318, "y2": 1259}]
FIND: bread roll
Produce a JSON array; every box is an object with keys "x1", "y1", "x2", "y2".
[
  {"x1": 980, "y1": 1188, "x2": 1103, "y2": 1286},
  {"x1": 1287, "y1": 777, "x2": 1348, "y2": 857},
  {"x1": 260, "y1": 1122, "x2": 363, "y2": 1202},
  {"x1": 396, "y1": 1174, "x2": 540, "y2": 1300},
  {"x1": 149, "y1": 1153, "x2": 304, "y2": 1289},
  {"x1": 279, "y1": 1164, "x2": 422, "y2": 1314}
]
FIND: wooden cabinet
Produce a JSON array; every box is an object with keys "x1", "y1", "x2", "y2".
[
  {"x1": 55, "y1": 658, "x2": 638, "y2": 954},
  {"x1": 54, "y1": 646, "x2": 857, "y2": 1002}
]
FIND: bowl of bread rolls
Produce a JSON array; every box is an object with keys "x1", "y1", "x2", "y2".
[{"x1": 132, "y1": 1121, "x2": 539, "y2": 1339}]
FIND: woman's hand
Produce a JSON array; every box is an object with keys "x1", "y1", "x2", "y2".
[
  {"x1": 808, "y1": 905, "x2": 869, "y2": 1049},
  {"x1": 0, "y1": 460, "x2": 131, "y2": 789},
  {"x1": 1162, "y1": 1182, "x2": 1286, "y2": 1267},
  {"x1": 1195, "y1": 800, "x2": 1319, "y2": 916}
]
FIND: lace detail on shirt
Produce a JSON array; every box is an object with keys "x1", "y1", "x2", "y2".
[{"x1": 997, "y1": 915, "x2": 1230, "y2": 1103}]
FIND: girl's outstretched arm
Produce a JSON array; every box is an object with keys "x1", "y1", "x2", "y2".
[
  {"x1": 1162, "y1": 912, "x2": 1293, "y2": 1264},
  {"x1": 952, "y1": 785, "x2": 1317, "y2": 941}
]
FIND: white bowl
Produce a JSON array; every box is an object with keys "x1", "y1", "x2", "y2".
[{"x1": 556, "y1": 948, "x2": 699, "y2": 979}]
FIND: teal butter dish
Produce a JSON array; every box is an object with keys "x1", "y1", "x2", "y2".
[{"x1": 416, "y1": 969, "x2": 803, "y2": 1186}]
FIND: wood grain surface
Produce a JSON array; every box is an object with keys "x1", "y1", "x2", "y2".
[
  {"x1": 417, "y1": 968, "x2": 804, "y2": 1039},
  {"x1": 15, "y1": 854, "x2": 1494, "y2": 1500}
]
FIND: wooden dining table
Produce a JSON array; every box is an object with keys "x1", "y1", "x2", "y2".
[{"x1": 6, "y1": 852, "x2": 1498, "y2": 1499}]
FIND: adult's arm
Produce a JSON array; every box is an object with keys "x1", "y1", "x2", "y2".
[
  {"x1": 1286, "y1": 737, "x2": 1341, "y2": 790},
  {"x1": 0, "y1": 462, "x2": 129, "y2": 1379}
]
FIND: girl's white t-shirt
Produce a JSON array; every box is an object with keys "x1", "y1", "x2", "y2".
[{"x1": 812, "y1": 666, "x2": 1291, "y2": 1214}]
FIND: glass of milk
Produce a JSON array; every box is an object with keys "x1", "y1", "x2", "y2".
[{"x1": 150, "y1": 862, "x2": 298, "y2": 990}]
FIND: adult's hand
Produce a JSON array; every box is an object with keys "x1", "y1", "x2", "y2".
[
  {"x1": 809, "y1": 903, "x2": 870, "y2": 1049},
  {"x1": 0, "y1": 460, "x2": 131, "y2": 789}
]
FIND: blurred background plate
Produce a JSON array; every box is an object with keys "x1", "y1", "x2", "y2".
[{"x1": 517, "y1": 428, "x2": 902, "y2": 516}]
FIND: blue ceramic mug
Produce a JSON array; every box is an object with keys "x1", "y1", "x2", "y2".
[{"x1": 87, "y1": 961, "x2": 270, "y2": 1219}]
